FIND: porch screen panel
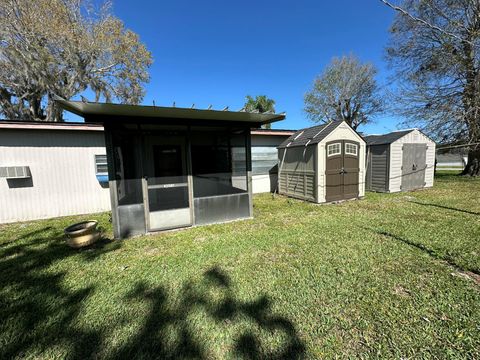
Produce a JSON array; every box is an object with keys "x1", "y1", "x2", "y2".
[
  {"x1": 110, "y1": 128, "x2": 146, "y2": 237},
  {"x1": 191, "y1": 127, "x2": 250, "y2": 225},
  {"x1": 191, "y1": 129, "x2": 248, "y2": 198}
]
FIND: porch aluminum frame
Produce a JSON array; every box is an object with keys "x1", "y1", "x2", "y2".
[
  {"x1": 56, "y1": 99, "x2": 285, "y2": 238},
  {"x1": 106, "y1": 123, "x2": 252, "y2": 238}
]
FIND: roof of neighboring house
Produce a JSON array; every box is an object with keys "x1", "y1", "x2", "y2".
[
  {"x1": 363, "y1": 129, "x2": 415, "y2": 145},
  {"x1": 0, "y1": 120, "x2": 295, "y2": 138},
  {"x1": 277, "y1": 120, "x2": 345, "y2": 148},
  {"x1": 250, "y1": 129, "x2": 296, "y2": 136},
  {"x1": 0, "y1": 120, "x2": 104, "y2": 131},
  {"x1": 55, "y1": 97, "x2": 286, "y2": 126}
]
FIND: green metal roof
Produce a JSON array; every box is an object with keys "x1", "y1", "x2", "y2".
[{"x1": 55, "y1": 97, "x2": 286, "y2": 126}]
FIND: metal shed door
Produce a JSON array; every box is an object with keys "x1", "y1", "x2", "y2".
[
  {"x1": 401, "y1": 143, "x2": 427, "y2": 191},
  {"x1": 325, "y1": 141, "x2": 360, "y2": 202}
]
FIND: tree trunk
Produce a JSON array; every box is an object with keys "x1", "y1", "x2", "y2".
[
  {"x1": 28, "y1": 96, "x2": 43, "y2": 120},
  {"x1": 46, "y1": 94, "x2": 64, "y2": 122},
  {"x1": 461, "y1": 148, "x2": 480, "y2": 176},
  {"x1": 460, "y1": 37, "x2": 480, "y2": 176}
]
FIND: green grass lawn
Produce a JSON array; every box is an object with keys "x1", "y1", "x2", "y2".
[{"x1": 1, "y1": 173, "x2": 479, "y2": 359}]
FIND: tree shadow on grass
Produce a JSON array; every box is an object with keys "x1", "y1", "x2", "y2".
[
  {"x1": 110, "y1": 266, "x2": 306, "y2": 359},
  {"x1": 408, "y1": 200, "x2": 480, "y2": 216},
  {"x1": 0, "y1": 226, "x2": 121, "y2": 359},
  {"x1": 0, "y1": 226, "x2": 305, "y2": 359},
  {"x1": 0, "y1": 225, "x2": 53, "y2": 248},
  {"x1": 366, "y1": 227, "x2": 479, "y2": 276}
]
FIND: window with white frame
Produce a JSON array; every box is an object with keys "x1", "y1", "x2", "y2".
[
  {"x1": 327, "y1": 143, "x2": 341, "y2": 156},
  {"x1": 95, "y1": 155, "x2": 108, "y2": 175},
  {"x1": 345, "y1": 143, "x2": 358, "y2": 156}
]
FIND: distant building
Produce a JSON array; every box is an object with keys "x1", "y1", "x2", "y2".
[{"x1": 436, "y1": 151, "x2": 468, "y2": 171}]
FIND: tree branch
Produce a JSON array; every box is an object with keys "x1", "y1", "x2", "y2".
[{"x1": 379, "y1": 0, "x2": 473, "y2": 46}]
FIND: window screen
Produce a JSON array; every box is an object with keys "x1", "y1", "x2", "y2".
[
  {"x1": 95, "y1": 155, "x2": 108, "y2": 174},
  {"x1": 327, "y1": 143, "x2": 341, "y2": 156},
  {"x1": 345, "y1": 143, "x2": 358, "y2": 156}
]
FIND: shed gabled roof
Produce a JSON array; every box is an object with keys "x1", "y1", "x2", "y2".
[
  {"x1": 363, "y1": 129, "x2": 415, "y2": 146},
  {"x1": 277, "y1": 120, "x2": 344, "y2": 148}
]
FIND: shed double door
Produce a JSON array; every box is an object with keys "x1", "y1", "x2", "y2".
[
  {"x1": 325, "y1": 140, "x2": 360, "y2": 202},
  {"x1": 401, "y1": 143, "x2": 427, "y2": 191}
]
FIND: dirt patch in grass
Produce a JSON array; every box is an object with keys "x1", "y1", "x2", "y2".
[{"x1": 452, "y1": 270, "x2": 480, "y2": 286}]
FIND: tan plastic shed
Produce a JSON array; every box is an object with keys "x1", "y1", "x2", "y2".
[{"x1": 277, "y1": 120, "x2": 366, "y2": 203}]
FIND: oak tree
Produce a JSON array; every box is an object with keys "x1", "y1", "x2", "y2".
[{"x1": 0, "y1": 0, "x2": 152, "y2": 121}]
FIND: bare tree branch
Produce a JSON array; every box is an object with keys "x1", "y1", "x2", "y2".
[
  {"x1": 380, "y1": 0, "x2": 473, "y2": 46},
  {"x1": 304, "y1": 54, "x2": 384, "y2": 130}
]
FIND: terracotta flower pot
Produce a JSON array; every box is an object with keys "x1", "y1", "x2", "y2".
[{"x1": 64, "y1": 220, "x2": 100, "y2": 248}]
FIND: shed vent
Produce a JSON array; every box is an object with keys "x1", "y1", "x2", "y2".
[{"x1": 0, "y1": 166, "x2": 31, "y2": 179}]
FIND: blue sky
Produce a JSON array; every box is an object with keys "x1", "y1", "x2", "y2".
[{"x1": 71, "y1": 0, "x2": 399, "y2": 134}]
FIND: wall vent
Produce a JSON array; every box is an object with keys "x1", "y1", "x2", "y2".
[{"x1": 0, "y1": 166, "x2": 31, "y2": 179}]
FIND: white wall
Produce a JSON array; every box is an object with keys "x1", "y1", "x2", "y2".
[
  {"x1": 0, "y1": 129, "x2": 111, "y2": 223},
  {"x1": 318, "y1": 123, "x2": 366, "y2": 202},
  {"x1": 252, "y1": 174, "x2": 277, "y2": 193},
  {"x1": 388, "y1": 129, "x2": 436, "y2": 192}
]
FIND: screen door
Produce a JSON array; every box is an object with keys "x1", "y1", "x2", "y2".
[{"x1": 144, "y1": 136, "x2": 192, "y2": 231}]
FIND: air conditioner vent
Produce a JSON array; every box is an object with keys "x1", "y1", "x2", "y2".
[{"x1": 0, "y1": 166, "x2": 31, "y2": 179}]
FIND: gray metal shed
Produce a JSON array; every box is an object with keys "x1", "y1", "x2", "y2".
[
  {"x1": 277, "y1": 120, "x2": 366, "y2": 203},
  {"x1": 364, "y1": 129, "x2": 436, "y2": 192}
]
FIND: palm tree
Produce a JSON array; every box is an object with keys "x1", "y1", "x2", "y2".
[{"x1": 244, "y1": 95, "x2": 276, "y2": 129}]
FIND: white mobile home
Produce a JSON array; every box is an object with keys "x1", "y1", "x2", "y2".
[
  {"x1": 0, "y1": 121, "x2": 293, "y2": 224},
  {"x1": 364, "y1": 129, "x2": 436, "y2": 192},
  {"x1": 277, "y1": 120, "x2": 366, "y2": 203},
  {"x1": 0, "y1": 122, "x2": 110, "y2": 223}
]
